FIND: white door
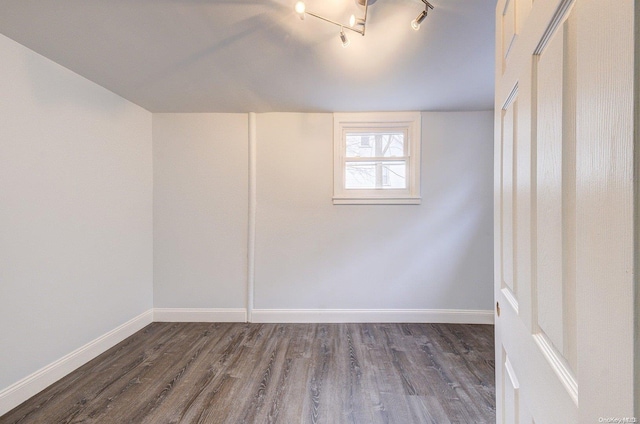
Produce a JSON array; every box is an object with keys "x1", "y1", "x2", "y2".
[{"x1": 494, "y1": 0, "x2": 636, "y2": 422}]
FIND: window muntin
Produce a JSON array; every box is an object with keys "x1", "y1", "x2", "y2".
[{"x1": 344, "y1": 129, "x2": 408, "y2": 190}]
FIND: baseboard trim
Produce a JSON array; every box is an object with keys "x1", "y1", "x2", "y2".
[
  {"x1": 0, "y1": 309, "x2": 153, "y2": 416},
  {"x1": 153, "y1": 308, "x2": 247, "y2": 322},
  {"x1": 251, "y1": 308, "x2": 495, "y2": 324}
]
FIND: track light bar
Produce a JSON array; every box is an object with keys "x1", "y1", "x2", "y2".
[
  {"x1": 294, "y1": 0, "x2": 369, "y2": 40},
  {"x1": 294, "y1": 0, "x2": 434, "y2": 46}
]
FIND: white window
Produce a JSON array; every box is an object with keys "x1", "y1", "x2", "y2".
[{"x1": 333, "y1": 112, "x2": 421, "y2": 204}]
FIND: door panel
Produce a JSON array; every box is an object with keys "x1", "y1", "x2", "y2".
[
  {"x1": 534, "y1": 11, "x2": 579, "y2": 378},
  {"x1": 502, "y1": 353, "x2": 520, "y2": 424},
  {"x1": 535, "y1": 21, "x2": 566, "y2": 354},
  {"x1": 501, "y1": 91, "x2": 518, "y2": 307},
  {"x1": 502, "y1": 0, "x2": 516, "y2": 62}
]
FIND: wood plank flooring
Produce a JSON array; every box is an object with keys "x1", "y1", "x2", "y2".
[{"x1": 1, "y1": 323, "x2": 495, "y2": 424}]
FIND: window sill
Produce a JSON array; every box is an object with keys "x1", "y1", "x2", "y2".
[{"x1": 332, "y1": 197, "x2": 422, "y2": 205}]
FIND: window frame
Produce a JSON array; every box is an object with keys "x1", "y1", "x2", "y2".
[{"x1": 333, "y1": 112, "x2": 422, "y2": 205}]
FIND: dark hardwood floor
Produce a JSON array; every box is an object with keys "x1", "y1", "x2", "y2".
[{"x1": 1, "y1": 322, "x2": 495, "y2": 424}]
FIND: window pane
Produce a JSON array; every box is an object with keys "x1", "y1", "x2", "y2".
[
  {"x1": 345, "y1": 161, "x2": 406, "y2": 189},
  {"x1": 345, "y1": 162, "x2": 376, "y2": 188},
  {"x1": 382, "y1": 162, "x2": 407, "y2": 188},
  {"x1": 345, "y1": 132, "x2": 405, "y2": 158}
]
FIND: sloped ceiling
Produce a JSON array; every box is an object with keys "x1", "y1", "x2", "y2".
[{"x1": 0, "y1": 0, "x2": 496, "y2": 112}]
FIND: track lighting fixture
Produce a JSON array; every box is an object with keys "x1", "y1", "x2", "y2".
[
  {"x1": 411, "y1": 0, "x2": 434, "y2": 30},
  {"x1": 293, "y1": 0, "x2": 369, "y2": 46},
  {"x1": 340, "y1": 28, "x2": 350, "y2": 47},
  {"x1": 349, "y1": 14, "x2": 365, "y2": 28},
  {"x1": 294, "y1": 0, "x2": 434, "y2": 46}
]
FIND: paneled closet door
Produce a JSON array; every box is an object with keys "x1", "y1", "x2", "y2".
[{"x1": 494, "y1": 0, "x2": 635, "y2": 422}]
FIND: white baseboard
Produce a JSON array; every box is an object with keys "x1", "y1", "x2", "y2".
[
  {"x1": 153, "y1": 308, "x2": 247, "y2": 322},
  {"x1": 250, "y1": 308, "x2": 495, "y2": 324},
  {"x1": 0, "y1": 309, "x2": 153, "y2": 416}
]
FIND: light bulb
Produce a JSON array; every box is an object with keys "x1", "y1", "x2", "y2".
[
  {"x1": 411, "y1": 10, "x2": 427, "y2": 30},
  {"x1": 349, "y1": 14, "x2": 356, "y2": 27},
  {"x1": 294, "y1": 1, "x2": 305, "y2": 18}
]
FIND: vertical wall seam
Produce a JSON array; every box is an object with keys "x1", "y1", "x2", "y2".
[
  {"x1": 247, "y1": 112, "x2": 257, "y2": 323},
  {"x1": 634, "y1": 0, "x2": 640, "y2": 412}
]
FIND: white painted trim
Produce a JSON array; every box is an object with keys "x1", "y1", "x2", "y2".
[
  {"x1": 333, "y1": 197, "x2": 422, "y2": 205},
  {"x1": 153, "y1": 308, "x2": 247, "y2": 322},
  {"x1": 504, "y1": 356, "x2": 521, "y2": 389},
  {"x1": 532, "y1": 332, "x2": 578, "y2": 405},
  {"x1": 333, "y1": 112, "x2": 422, "y2": 205},
  {"x1": 501, "y1": 287, "x2": 519, "y2": 314},
  {"x1": 0, "y1": 309, "x2": 153, "y2": 416},
  {"x1": 247, "y1": 112, "x2": 256, "y2": 322},
  {"x1": 251, "y1": 309, "x2": 494, "y2": 324}
]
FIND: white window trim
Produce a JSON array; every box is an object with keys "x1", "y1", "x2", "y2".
[{"x1": 333, "y1": 111, "x2": 422, "y2": 205}]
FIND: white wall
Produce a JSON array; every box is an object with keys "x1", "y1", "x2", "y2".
[
  {"x1": 0, "y1": 34, "x2": 153, "y2": 390},
  {"x1": 153, "y1": 114, "x2": 248, "y2": 309},
  {"x1": 152, "y1": 111, "x2": 493, "y2": 316},
  {"x1": 254, "y1": 112, "x2": 494, "y2": 311}
]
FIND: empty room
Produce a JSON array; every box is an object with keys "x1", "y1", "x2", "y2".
[{"x1": 0, "y1": 0, "x2": 636, "y2": 423}]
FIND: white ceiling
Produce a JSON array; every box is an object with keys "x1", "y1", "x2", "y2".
[{"x1": 0, "y1": 0, "x2": 496, "y2": 113}]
